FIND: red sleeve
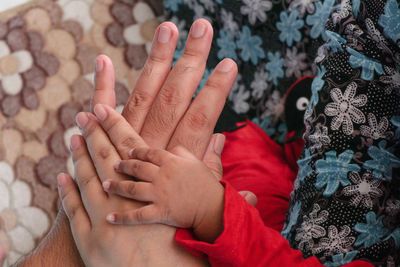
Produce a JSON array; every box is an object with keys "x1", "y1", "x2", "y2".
[{"x1": 175, "y1": 181, "x2": 373, "y2": 267}]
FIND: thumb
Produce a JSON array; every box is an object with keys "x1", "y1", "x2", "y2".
[
  {"x1": 238, "y1": 191, "x2": 258, "y2": 207},
  {"x1": 203, "y1": 133, "x2": 225, "y2": 181}
]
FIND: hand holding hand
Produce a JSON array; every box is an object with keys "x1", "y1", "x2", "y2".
[{"x1": 104, "y1": 145, "x2": 225, "y2": 243}]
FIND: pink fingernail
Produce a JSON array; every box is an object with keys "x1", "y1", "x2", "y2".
[
  {"x1": 57, "y1": 173, "x2": 67, "y2": 187},
  {"x1": 75, "y1": 113, "x2": 88, "y2": 128},
  {"x1": 114, "y1": 161, "x2": 120, "y2": 170},
  {"x1": 94, "y1": 104, "x2": 107, "y2": 121},
  {"x1": 216, "y1": 59, "x2": 234, "y2": 73},
  {"x1": 95, "y1": 57, "x2": 103, "y2": 72},
  {"x1": 158, "y1": 25, "x2": 171, "y2": 43},
  {"x1": 103, "y1": 181, "x2": 111, "y2": 190},
  {"x1": 106, "y1": 214, "x2": 116, "y2": 223},
  {"x1": 70, "y1": 135, "x2": 81, "y2": 151},
  {"x1": 190, "y1": 20, "x2": 206, "y2": 38}
]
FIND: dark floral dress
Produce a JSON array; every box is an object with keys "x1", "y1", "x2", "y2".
[{"x1": 165, "y1": 0, "x2": 400, "y2": 266}]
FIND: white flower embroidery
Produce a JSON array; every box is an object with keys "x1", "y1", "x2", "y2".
[
  {"x1": 0, "y1": 162, "x2": 50, "y2": 266},
  {"x1": 229, "y1": 75, "x2": 250, "y2": 113},
  {"x1": 284, "y1": 47, "x2": 307, "y2": 78},
  {"x1": 0, "y1": 41, "x2": 33, "y2": 96},
  {"x1": 262, "y1": 90, "x2": 284, "y2": 119},
  {"x1": 312, "y1": 225, "x2": 355, "y2": 256},
  {"x1": 342, "y1": 172, "x2": 383, "y2": 209},
  {"x1": 325, "y1": 82, "x2": 367, "y2": 135},
  {"x1": 380, "y1": 65, "x2": 400, "y2": 94},
  {"x1": 220, "y1": 9, "x2": 239, "y2": 36},
  {"x1": 309, "y1": 124, "x2": 331, "y2": 152},
  {"x1": 288, "y1": 0, "x2": 318, "y2": 17},
  {"x1": 57, "y1": 0, "x2": 94, "y2": 32},
  {"x1": 360, "y1": 113, "x2": 392, "y2": 140},
  {"x1": 250, "y1": 69, "x2": 269, "y2": 99},
  {"x1": 331, "y1": 0, "x2": 351, "y2": 24},
  {"x1": 386, "y1": 199, "x2": 400, "y2": 217},
  {"x1": 240, "y1": 0, "x2": 272, "y2": 25},
  {"x1": 295, "y1": 204, "x2": 328, "y2": 251}
]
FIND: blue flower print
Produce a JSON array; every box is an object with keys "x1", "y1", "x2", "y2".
[
  {"x1": 306, "y1": 0, "x2": 335, "y2": 40},
  {"x1": 325, "y1": 31, "x2": 347, "y2": 53},
  {"x1": 363, "y1": 140, "x2": 400, "y2": 180},
  {"x1": 297, "y1": 149, "x2": 313, "y2": 183},
  {"x1": 385, "y1": 228, "x2": 400, "y2": 248},
  {"x1": 236, "y1": 26, "x2": 265, "y2": 65},
  {"x1": 378, "y1": 0, "x2": 400, "y2": 43},
  {"x1": 310, "y1": 65, "x2": 327, "y2": 108},
  {"x1": 346, "y1": 47, "x2": 384, "y2": 81},
  {"x1": 354, "y1": 212, "x2": 389, "y2": 248},
  {"x1": 165, "y1": 0, "x2": 183, "y2": 12},
  {"x1": 281, "y1": 201, "x2": 301, "y2": 239},
  {"x1": 325, "y1": 251, "x2": 359, "y2": 267},
  {"x1": 252, "y1": 116, "x2": 276, "y2": 136},
  {"x1": 352, "y1": 0, "x2": 361, "y2": 18},
  {"x1": 216, "y1": 30, "x2": 237, "y2": 60},
  {"x1": 265, "y1": 51, "x2": 284, "y2": 86},
  {"x1": 276, "y1": 9, "x2": 304, "y2": 47},
  {"x1": 315, "y1": 150, "x2": 360, "y2": 197},
  {"x1": 391, "y1": 116, "x2": 400, "y2": 139}
]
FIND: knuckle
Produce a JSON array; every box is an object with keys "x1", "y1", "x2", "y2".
[
  {"x1": 204, "y1": 77, "x2": 225, "y2": 91},
  {"x1": 96, "y1": 147, "x2": 112, "y2": 160},
  {"x1": 77, "y1": 175, "x2": 97, "y2": 190},
  {"x1": 103, "y1": 115, "x2": 124, "y2": 133},
  {"x1": 121, "y1": 137, "x2": 140, "y2": 151},
  {"x1": 185, "y1": 110, "x2": 210, "y2": 131},
  {"x1": 173, "y1": 61, "x2": 202, "y2": 77},
  {"x1": 148, "y1": 52, "x2": 169, "y2": 65},
  {"x1": 133, "y1": 209, "x2": 144, "y2": 223},
  {"x1": 82, "y1": 120, "x2": 98, "y2": 139},
  {"x1": 125, "y1": 182, "x2": 137, "y2": 196},
  {"x1": 158, "y1": 83, "x2": 183, "y2": 107},
  {"x1": 126, "y1": 90, "x2": 152, "y2": 112}
]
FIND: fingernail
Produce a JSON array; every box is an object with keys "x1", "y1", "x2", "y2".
[
  {"x1": 214, "y1": 134, "x2": 226, "y2": 156},
  {"x1": 216, "y1": 59, "x2": 234, "y2": 72},
  {"x1": 94, "y1": 104, "x2": 107, "y2": 121},
  {"x1": 95, "y1": 57, "x2": 103, "y2": 72},
  {"x1": 70, "y1": 135, "x2": 81, "y2": 151},
  {"x1": 114, "y1": 161, "x2": 120, "y2": 170},
  {"x1": 76, "y1": 113, "x2": 88, "y2": 128},
  {"x1": 190, "y1": 20, "x2": 206, "y2": 38},
  {"x1": 57, "y1": 173, "x2": 67, "y2": 187},
  {"x1": 106, "y1": 214, "x2": 116, "y2": 223},
  {"x1": 158, "y1": 25, "x2": 171, "y2": 43},
  {"x1": 103, "y1": 181, "x2": 111, "y2": 190}
]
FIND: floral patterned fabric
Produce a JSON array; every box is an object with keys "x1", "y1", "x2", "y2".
[{"x1": 165, "y1": 0, "x2": 400, "y2": 266}]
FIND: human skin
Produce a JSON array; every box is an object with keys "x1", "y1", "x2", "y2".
[{"x1": 16, "y1": 19, "x2": 243, "y2": 266}]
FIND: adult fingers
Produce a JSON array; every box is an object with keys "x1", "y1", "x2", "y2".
[
  {"x1": 129, "y1": 147, "x2": 173, "y2": 166},
  {"x1": 103, "y1": 180, "x2": 155, "y2": 202},
  {"x1": 140, "y1": 19, "x2": 214, "y2": 149},
  {"x1": 57, "y1": 173, "x2": 91, "y2": 240},
  {"x1": 70, "y1": 135, "x2": 107, "y2": 217},
  {"x1": 114, "y1": 159, "x2": 159, "y2": 182},
  {"x1": 93, "y1": 104, "x2": 147, "y2": 160},
  {"x1": 238, "y1": 191, "x2": 258, "y2": 207},
  {"x1": 202, "y1": 134, "x2": 225, "y2": 181},
  {"x1": 75, "y1": 112, "x2": 128, "y2": 183},
  {"x1": 91, "y1": 55, "x2": 116, "y2": 112},
  {"x1": 106, "y1": 205, "x2": 160, "y2": 225},
  {"x1": 122, "y1": 22, "x2": 179, "y2": 132},
  {"x1": 167, "y1": 58, "x2": 237, "y2": 158}
]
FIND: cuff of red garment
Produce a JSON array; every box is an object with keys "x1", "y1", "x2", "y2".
[{"x1": 175, "y1": 181, "x2": 251, "y2": 263}]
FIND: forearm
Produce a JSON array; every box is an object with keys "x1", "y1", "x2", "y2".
[{"x1": 14, "y1": 209, "x2": 85, "y2": 267}]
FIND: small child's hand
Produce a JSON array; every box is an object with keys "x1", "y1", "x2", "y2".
[{"x1": 103, "y1": 146, "x2": 225, "y2": 242}]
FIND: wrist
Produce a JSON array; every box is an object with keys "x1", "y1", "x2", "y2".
[{"x1": 193, "y1": 183, "x2": 225, "y2": 243}]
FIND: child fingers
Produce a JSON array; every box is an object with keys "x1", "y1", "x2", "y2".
[
  {"x1": 102, "y1": 180, "x2": 155, "y2": 202},
  {"x1": 129, "y1": 147, "x2": 172, "y2": 166},
  {"x1": 114, "y1": 159, "x2": 158, "y2": 182},
  {"x1": 106, "y1": 205, "x2": 160, "y2": 225}
]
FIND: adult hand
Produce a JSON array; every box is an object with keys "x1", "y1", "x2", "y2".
[{"x1": 60, "y1": 19, "x2": 238, "y2": 267}]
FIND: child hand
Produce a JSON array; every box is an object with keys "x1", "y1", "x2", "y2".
[{"x1": 103, "y1": 146, "x2": 225, "y2": 242}]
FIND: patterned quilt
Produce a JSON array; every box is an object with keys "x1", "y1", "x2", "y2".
[{"x1": 0, "y1": 0, "x2": 162, "y2": 265}]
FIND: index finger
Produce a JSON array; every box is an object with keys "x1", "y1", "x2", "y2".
[{"x1": 90, "y1": 55, "x2": 116, "y2": 112}]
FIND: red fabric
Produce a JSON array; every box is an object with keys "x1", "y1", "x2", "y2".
[{"x1": 175, "y1": 121, "x2": 373, "y2": 266}]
